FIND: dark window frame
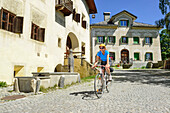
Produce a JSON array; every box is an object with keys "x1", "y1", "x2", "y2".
[
  {"x1": 31, "y1": 22, "x2": 45, "y2": 42},
  {"x1": 97, "y1": 36, "x2": 105, "y2": 43},
  {"x1": 145, "y1": 37, "x2": 152, "y2": 44},
  {"x1": 110, "y1": 52, "x2": 115, "y2": 61},
  {"x1": 0, "y1": 8, "x2": 23, "y2": 33},
  {"x1": 107, "y1": 36, "x2": 116, "y2": 44},
  {"x1": 0, "y1": 8, "x2": 16, "y2": 32},
  {"x1": 121, "y1": 36, "x2": 128, "y2": 44},
  {"x1": 134, "y1": 52, "x2": 140, "y2": 60},
  {"x1": 145, "y1": 52, "x2": 153, "y2": 61},
  {"x1": 133, "y1": 37, "x2": 140, "y2": 44},
  {"x1": 119, "y1": 20, "x2": 129, "y2": 27}
]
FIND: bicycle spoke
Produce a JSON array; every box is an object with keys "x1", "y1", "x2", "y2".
[{"x1": 94, "y1": 74, "x2": 104, "y2": 98}]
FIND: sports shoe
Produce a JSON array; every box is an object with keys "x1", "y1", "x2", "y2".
[{"x1": 108, "y1": 75, "x2": 112, "y2": 81}]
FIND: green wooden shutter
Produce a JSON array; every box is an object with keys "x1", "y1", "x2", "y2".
[
  {"x1": 134, "y1": 53, "x2": 139, "y2": 60},
  {"x1": 151, "y1": 53, "x2": 153, "y2": 60},
  {"x1": 113, "y1": 53, "x2": 115, "y2": 60},
  {"x1": 103, "y1": 36, "x2": 105, "y2": 43},
  {"x1": 127, "y1": 20, "x2": 129, "y2": 27},
  {"x1": 113, "y1": 36, "x2": 116, "y2": 43},
  {"x1": 114, "y1": 36, "x2": 116, "y2": 43},
  {"x1": 150, "y1": 37, "x2": 153, "y2": 44},
  {"x1": 107, "y1": 37, "x2": 109, "y2": 43},
  {"x1": 97, "y1": 36, "x2": 99, "y2": 43},
  {"x1": 127, "y1": 37, "x2": 129, "y2": 44}
]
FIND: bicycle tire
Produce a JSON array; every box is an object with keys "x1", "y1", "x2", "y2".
[
  {"x1": 106, "y1": 75, "x2": 112, "y2": 93},
  {"x1": 94, "y1": 73, "x2": 104, "y2": 98}
]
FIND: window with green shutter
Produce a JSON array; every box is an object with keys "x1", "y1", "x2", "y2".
[
  {"x1": 145, "y1": 37, "x2": 152, "y2": 45},
  {"x1": 121, "y1": 36, "x2": 128, "y2": 44},
  {"x1": 145, "y1": 53, "x2": 153, "y2": 61},
  {"x1": 119, "y1": 20, "x2": 129, "y2": 27},
  {"x1": 97, "y1": 36, "x2": 105, "y2": 43},
  {"x1": 107, "y1": 36, "x2": 116, "y2": 44},
  {"x1": 134, "y1": 53, "x2": 139, "y2": 60},
  {"x1": 133, "y1": 37, "x2": 139, "y2": 44}
]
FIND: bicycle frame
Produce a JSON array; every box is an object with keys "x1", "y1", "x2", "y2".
[
  {"x1": 96, "y1": 65, "x2": 108, "y2": 80},
  {"x1": 94, "y1": 65, "x2": 111, "y2": 98}
]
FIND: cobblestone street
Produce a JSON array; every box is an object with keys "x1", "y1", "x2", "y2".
[{"x1": 0, "y1": 70, "x2": 170, "y2": 113}]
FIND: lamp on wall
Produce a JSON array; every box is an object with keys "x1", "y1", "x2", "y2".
[{"x1": 92, "y1": 14, "x2": 95, "y2": 19}]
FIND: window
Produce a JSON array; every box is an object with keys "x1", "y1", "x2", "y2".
[
  {"x1": 97, "y1": 36, "x2": 105, "y2": 43},
  {"x1": 81, "y1": 15, "x2": 86, "y2": 29},
  {"x1": 55, "y1": 11, "x2": 65, "y2": 27},
  {"x1": 73, "y1": 9, "x2": 80, "y2": 23},
  {"x1": 110, "y1": 52, "x2": 115, "y2": 60},
  {"x1": 58, "y1": 38, "x2": 61, "y2": 47},
  {"x1": 31, "y1": 23, "x2": 45, "y2": 42},
  {"x1": 145, "y1": 53, "x2": 153, "y2": 61},
  {"x1": 133, "y1": 37, "x2": 139, "y2": 44},
  {"x1": 145, "y1": 37, "x2": 152, "y2": 44},
  {"x1": 0, "y1": 8, "x2": 23, "y2": 33},
  {"x1": 119, "y1": 20, "x2": 129, "y2": 27},
  {"x1": 134, "y1": 53, "x2": 139, "y2": 60},
  {"x1": 121, "y1": 36, "x2": 128, "y2": 44},
  {"x1": 107, "y1": 36, "x2": 116, "y2": 44}
]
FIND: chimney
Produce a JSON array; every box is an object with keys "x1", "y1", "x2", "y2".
[{"x1": 103, "y1": 12, "x2": 110, "y2": 21}]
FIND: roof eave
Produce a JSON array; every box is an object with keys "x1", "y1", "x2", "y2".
[{"x1": 86, "y1": 0, "x2": 97, "y2": 14}]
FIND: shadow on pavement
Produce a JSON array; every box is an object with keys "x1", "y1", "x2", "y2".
[
  {"x1": 70, "y1": 91, "x2": 98, "y2": 100},
  {"x1": 113, "y1": 71, "x2": 170, "y2": 87}
]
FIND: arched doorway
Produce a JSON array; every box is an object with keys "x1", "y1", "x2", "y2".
[
  {"x1": 121, "y1": 49, "x2": 129, "y2": 63},
  {"x1": 66, "y1": 36, "x2": 72, "y2": 49},
  {"x1": 65, "y1": 32, "x2": 79, "y2": 58}
]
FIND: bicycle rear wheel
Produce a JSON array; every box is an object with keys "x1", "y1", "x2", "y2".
[{"x1": 94, "y1": 73, "x2": 104, "y2": 98}]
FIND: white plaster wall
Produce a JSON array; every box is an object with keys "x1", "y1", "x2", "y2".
[{"x1": 0, "y1": 0, "x2": 91, "y2": 84}]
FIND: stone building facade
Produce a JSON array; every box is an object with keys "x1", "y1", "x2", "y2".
[
  {"x1": 90, "y1": 10, "x2": 162, "y2": 68},
  {"x1": 0, "y1": 0, "x2": 97, "y2": 84}
]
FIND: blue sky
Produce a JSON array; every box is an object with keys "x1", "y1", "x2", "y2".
[{"x1": 90, "y1": 0, "x2": 165, "y2": 25}]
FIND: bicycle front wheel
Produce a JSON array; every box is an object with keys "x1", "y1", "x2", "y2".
[
  {"x1": 94, "y1": 73, "x2": 104, "y2": 98},
  {"x1": 106, "y1": 75, "x2": 112, "y2": 93}
]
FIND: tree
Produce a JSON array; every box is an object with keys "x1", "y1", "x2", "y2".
[
  {"x1": 160, "y1": 29, "x2": 170, "y2": 60},
  {"x1": 155, "y1": 0, "x2": 170, "y2": 35}
]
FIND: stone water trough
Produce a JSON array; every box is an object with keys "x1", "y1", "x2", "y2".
[{"x1": 14, "y1": 72, "x2": 81, "y2": 93}]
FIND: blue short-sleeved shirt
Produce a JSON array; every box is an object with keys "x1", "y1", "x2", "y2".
[{"x1": 97, "y1": 50, "x2": 110, "y2": 61}]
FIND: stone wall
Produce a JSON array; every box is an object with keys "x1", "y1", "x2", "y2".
[{"x1": 64, "y1": 58, "x2": 98, "y2": 78}]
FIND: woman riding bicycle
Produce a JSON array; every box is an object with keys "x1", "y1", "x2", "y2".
[{"x1": 92, "y1": 44, "x2": 112, "y2": 81}]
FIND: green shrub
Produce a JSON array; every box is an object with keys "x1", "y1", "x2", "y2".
[
  {"x1": 0, "y1": 81, "x2": 7, "y2": 87},
  {"x1": 141, "y1": 66, "x2": 146, "y2": 69}
]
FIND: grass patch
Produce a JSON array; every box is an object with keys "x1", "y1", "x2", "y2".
[
  {"x1": 81, "y1": 75, "x2": 96, "y2": 83},
  {"x1": 39, "y1": 84, "x2": 58, "y2": 93},
  {"x1": 0, "y1": 81, "x2": 7, "y2": 87},
  {"x1": 62, "y1": 82, "x2": 78, "y2": 89}
]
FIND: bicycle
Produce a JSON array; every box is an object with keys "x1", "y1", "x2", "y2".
[{"x1": 94, "y1": 65, "x2": 112, "y2": 98}]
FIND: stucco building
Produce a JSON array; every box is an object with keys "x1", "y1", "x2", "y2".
[
  {"x1": 90, "y1": 10, "x2": 162, "y2": 68},
  {"x1": 0, "y1": 0, "x2": 97, "y2": 84}
]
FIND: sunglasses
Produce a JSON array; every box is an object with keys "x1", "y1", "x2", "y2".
[{"x1": 99, "y1": 47, "x2": 105, "y2": 49}]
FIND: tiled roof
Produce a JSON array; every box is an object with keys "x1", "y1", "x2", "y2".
[
  {"x1": 91, "y1": 20, "x2": 159, "y2": 28},
  {"x1": 132, "y1": 22, "x2": 158, "y2": 27}
]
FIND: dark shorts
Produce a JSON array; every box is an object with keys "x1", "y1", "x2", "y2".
[{"x1": 101, "y1": 60, "x2": 114, "y2": 72}]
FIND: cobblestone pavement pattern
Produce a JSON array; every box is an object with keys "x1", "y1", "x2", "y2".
[{"x1": 0, "y1": 71, "x2": 170, "y2": 113}]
